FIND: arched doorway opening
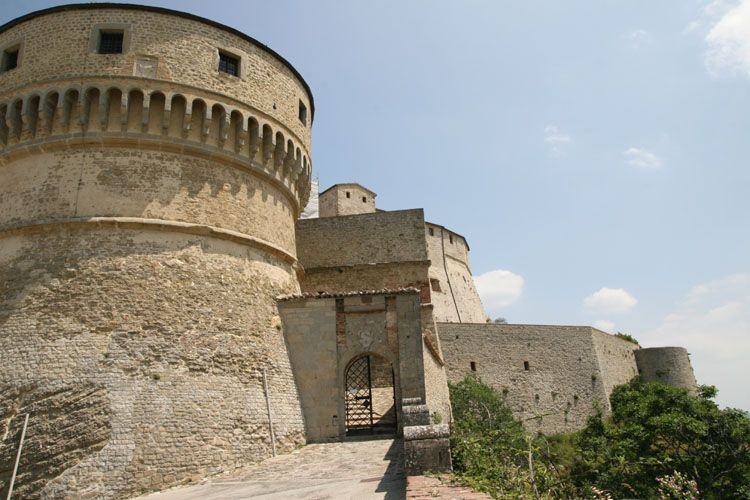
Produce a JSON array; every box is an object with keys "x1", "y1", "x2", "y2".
[{"x1": 344, "y1": 353, "x2": 397, "y2": 436}]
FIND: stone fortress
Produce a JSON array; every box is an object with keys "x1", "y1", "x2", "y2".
[{"x1": 0, "y1": 4, "x2": 697, "y2": 498}]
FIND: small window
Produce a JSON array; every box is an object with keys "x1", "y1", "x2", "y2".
[
  {"x1": 449, "y1": 234, "x2": 453, "y2": 244},
  {"x1": 218, "y1": 51, "x2": 240, "y2": 76},
  {"x1": 345, "y1": 191, "x2": 350, "y2": 198},
  {"x1": 470, "y1": 361, "x2": 477, "y2": 372},
  {"x1": 523, "y1": 361, "x2": 530, "y2": 371},
  {"x1": 428, "y1": 227, "x2": 434, "y2": 236},
  {"x1": 98, "y1": 30, "x2": 124, "y2": 54},
  {"x1": 430, "y1": 278, "x2": 442, "y2": 292},
  {"x1": 1, "y1": 47, "x2": 19, "y2": 72},
  {"x1": 298, "y1": 100, "x2": 307, "y2": 124},
  {"x1": 362, "y1": 196, "x2": 367, "y2": 203}
]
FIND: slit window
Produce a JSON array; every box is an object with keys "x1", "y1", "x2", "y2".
[
  {"x1": 218, "y1": 51, "x2": 240, "y2": 76},
  {"x1": 524, "y1": 361, "x2": 530, "y2": 371},
  {"x1": 1, "y1": 47, "x2": 19, "y2": 72},
  {"x1": 470, "y1": 361, "x2": 477, "y2": 372},
  {"x1": 298, "y1": 100, "x2": 307, "y2": 124},
  {"x1": 346, "y1": 191, "x2": 351, "y2": 198},
  {"x1": 98, "y1": 30, "x2": 124, "y2": 54},
  {"x1": 428, "y1": 227, "x2": 434, "y2": 236},
  {"x1": 449, "y1": 234, "x2": 453, "y2": 244}
]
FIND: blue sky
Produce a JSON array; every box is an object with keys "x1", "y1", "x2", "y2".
[{"x1": 4, "y1": 1, "x2": 748, "y2": 410}]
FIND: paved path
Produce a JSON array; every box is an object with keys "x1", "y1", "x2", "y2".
[{"x1": 137, "y1": 438, "x2": 405, "y2": 499}]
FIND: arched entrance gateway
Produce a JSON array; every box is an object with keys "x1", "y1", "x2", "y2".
[{"x1": 344, "y1": 353, "x2": 397, "y2": 436}]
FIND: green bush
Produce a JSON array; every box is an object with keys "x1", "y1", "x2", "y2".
[
  {"x1": 614, "y1": 332, "x2": 639, "y2": 344},
  {"x1": 449, "y1": 376, "x2": 575, "y2": 498},
  {"x1": 448, "y1": 376, "x2": 750, "y2": 499}
]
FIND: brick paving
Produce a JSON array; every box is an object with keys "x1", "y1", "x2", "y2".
[{"x1": 406, "y1": 475, "x2": 491, "y2": 499}]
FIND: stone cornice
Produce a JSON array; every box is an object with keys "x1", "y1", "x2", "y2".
[{"x1": 0, "y1": 216, "x2": 297, "y2": 265}]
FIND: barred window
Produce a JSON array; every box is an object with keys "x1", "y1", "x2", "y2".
[
  {"x1": 98, "y1": 31, "x2": 124, "y2": 54},
  {"x1": 219, "y1": 51, "x2": 240, "y2": 76}
]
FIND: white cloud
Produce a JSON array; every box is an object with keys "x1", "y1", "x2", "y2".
[
  {"x1": 641, "y1": 273, "x2": 750, "y2": 410},
  {"x1": 704, "y1": 0, "x2": 750, "y2": 77},
  {"x1": 543, "y1": 125, "x2": 571, "y2": 155},
  {"x1": 623, "y1": 147, "x2": 663, "y2": 168},
  {"x1": 584, "y1": 287, "x2": 638, "y2": 313},
  {"x1": 593, "y1": 319, "x2": 616, "y2": 333},
  {"x1": 626, "y1": 29, "x2": 652, "y2": 48},
  {"x1": 475, "y1": 269, "x2": 525, "y2": 312}
]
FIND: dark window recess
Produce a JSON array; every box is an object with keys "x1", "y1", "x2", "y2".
[
  {"x1": 362, "y1": 196, "x2": 367, "y2": 203},
  {"x1": 98, "y1": 31, "x2": 124, "y2": 54},
  {"x1": 298, "y1": 100, "x2": 307, "y2": 124},
  {"x1": 428, "y1": 227, "x2": 434, "y2": 236},
  {"x1": 430, "y1": 278, "x2": 442, "y2": 292},
  {"x1": 218, "y1": 51, "x2": 240, "y2": 76},
  {"x1": 1, "y1": 48, "x2": 19, "y2": 72},
  {"x1": 470, "y1": 361, "x2": 477, "y2": 372},
  {"x1": 523, "y1": 361, "x2": 530, "y2": 371},
  {"x1": 449, "y1": 234, "x2": 453, "y2": 244},
  {"x1": 346, "y1": 191, "x2": 351, "y2": 198}
]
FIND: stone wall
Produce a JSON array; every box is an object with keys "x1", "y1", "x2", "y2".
[
  {"x1": 0, "y1": 227, "x2": 305, "y2": 498},
  {"x1": 590, "y1": 329, "x2": 640, "y2": 408},
  {"x1": 296, "y1": 209, "x2": 428, "y2": 269},
  {"x1": 279, "y1": 292, "x2": 431, "y2": 441},
  {"x1": 425, "y1": 223, "x2": 487, "y2": 323},
  {"x1": 300, "y1": 261, "x2": 429, "y2": 297},
  {"x1": 438, "y1": 323, "x2": 639, "y2": 434}
]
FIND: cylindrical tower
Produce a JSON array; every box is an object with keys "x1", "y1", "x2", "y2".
[
  {"x1": 635, "y1": 347, "x2": 697, "y2": 393},
  {"x1": 0, "y1": 4, "x2": 312, "y2": 497}
]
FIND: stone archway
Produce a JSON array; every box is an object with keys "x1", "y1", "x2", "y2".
[{"x1": 344, "y1": 353, "x2": 397, "y2": 436}]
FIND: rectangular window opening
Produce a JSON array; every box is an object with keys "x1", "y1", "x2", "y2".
[
  {"x1": 345, "y1": 191, "x2": 350, "y2": 198},
  {"x1": 218, "y1": 51, "x2": 240, "y2": 76},
  {"x1": 298, "y1": 100, "x2": 307, "y2": 124},
  {"x1": 430, "y1": 278, "x2": 442, "y2": 292},
  {"x1": 98, "y1": 30, "x2": 124, "y2": 54},
  {"x1": 470, "y1": 361, "x2": 477, "y2": 372},
  {"x1": 1, "y1": 47, "x2": 19, "y2": 72},
  {"x1": 523, "y1": 361, "x2": 530, "y2": 371},
  {"x1": 428, "y1": 227, "x2": 434, "y2": 236},
  {"x1": 449, "y1": 234, "x2": 453, "y2": 244},
  {"x1": 362, "y1": 196, "x2": 367, "y2": 202}
]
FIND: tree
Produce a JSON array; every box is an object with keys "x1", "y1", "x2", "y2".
[{"x1": 572, "y1": 380, "x2": 750, "y2": 499}]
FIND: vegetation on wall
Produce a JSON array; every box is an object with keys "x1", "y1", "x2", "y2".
[
  {"x1": 449, "y1": 376, "x2": 750, "y2": 499},
  {"x1": 614, "y1": 332, "x2": 639, "y2": 344}
]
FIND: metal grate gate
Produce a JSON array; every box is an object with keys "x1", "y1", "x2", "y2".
[{"x1": 345, "y1": 355, "x2": 373, "y2": 432}]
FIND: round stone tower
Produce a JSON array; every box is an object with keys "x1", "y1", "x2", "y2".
[
  {"x1": 0, "y1": 4, "x2": 312, "y2": 497},
  {"x1": 635, "y1": 347, "x2": 697, "y2": 394}
]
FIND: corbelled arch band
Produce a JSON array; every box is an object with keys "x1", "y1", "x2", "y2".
[{"x1": 0, "y1": 82, "x2": 312, "y2": 212}]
